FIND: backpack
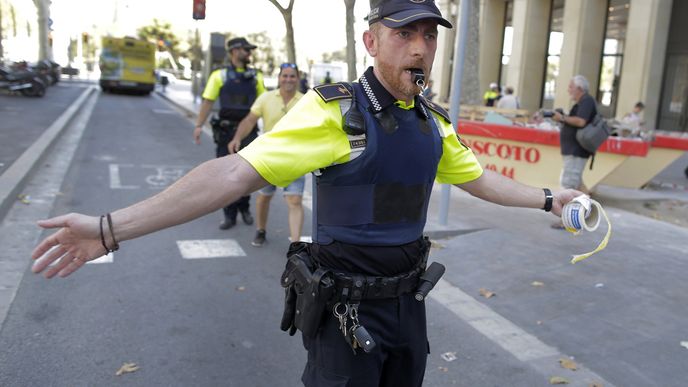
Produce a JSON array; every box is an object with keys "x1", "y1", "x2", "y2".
[{"x1": 576, "y1": 113, "x2": 610, "y2": 154}]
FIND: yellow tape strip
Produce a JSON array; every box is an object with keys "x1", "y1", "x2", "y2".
[{"x1": 569, "y1": 201, "x2": 611, "y2": 264}]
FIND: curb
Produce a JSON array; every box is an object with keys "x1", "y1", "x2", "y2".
[
  {"x1": 0, "y1": 86, "x2": 96, "y2": 220},
  {"x1": 154, "y1": 90, "x2": 198, "y2": 118}
]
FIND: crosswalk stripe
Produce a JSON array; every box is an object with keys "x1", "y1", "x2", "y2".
[{"x1": 176, "y1": 239, "x2": 246, "y2": 259}]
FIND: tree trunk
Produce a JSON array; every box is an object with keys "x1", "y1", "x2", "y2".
[
  {"x1": 344, "y1": 0, "x2": 357, "y2": 81},
  {"x1": 460, "y1": 0, "x2": 480, "y2": 105},
  {"x1": 267, "y1": 0, "x2": 296, "y2": 64},
  {"x1": 33, "y1": 0, "x2": 52, "y2": 60}
]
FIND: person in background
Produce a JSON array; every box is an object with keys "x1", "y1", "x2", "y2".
[
  {"x1": 229, "y1": 63, "x2": 305, "y2": 247},
  {"x1": 621, "y1": 101, "x2": 645, "y2": 128},
  {"x1": 497, "y1": 86, "x2": 519, "y2": 110},
  {"x1": 483, "y1": 82, "x2": 500, "y2": 106},
  {"x1": 192, "y1": 37, "x2": 265, "y2": 230},
  {"x1": 551, "y1": 75, "x2": 596, "y2": 228},
  {"x1": 323, "y1": 71, "x2": 333, "y2": 84},
  {"x1": 299, "y1": 71, "x2": 310, "y2": 94}
]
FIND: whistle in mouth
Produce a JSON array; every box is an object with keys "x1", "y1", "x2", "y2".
[{"x1": 412, "y1": 70, "x2": 425, "y2": 88}]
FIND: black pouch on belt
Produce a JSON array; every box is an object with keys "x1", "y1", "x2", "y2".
[
  {"x1": 209, "y1": 116, "x2": 234, "y2": 144},
  {"x1": 280, "y1": 242, "x2": 334, "y2": 338}
]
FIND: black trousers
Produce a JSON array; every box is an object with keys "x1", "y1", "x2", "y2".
[
  {"x1": 214, "y1": 125, "x2": 257, "y2": 220},
  {"x1": 301, "y1": 293, "x2": 429, "y2": 387}
]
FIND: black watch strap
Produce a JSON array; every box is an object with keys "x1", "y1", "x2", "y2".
[{"x1": 542, "y1": 188, "x2": 553, "y2": 212}]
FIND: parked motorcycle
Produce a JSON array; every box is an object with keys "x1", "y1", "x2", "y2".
[
  {"x1": 0, "y1": 65, "x2": 47, "y2": 97},
  {"x1": 31, "y1": 59, "x2": 61, "y2": 85}
]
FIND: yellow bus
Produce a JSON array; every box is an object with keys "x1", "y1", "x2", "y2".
[{"x1": 99, "y1": 37, "x2": 156, "y2": 94}]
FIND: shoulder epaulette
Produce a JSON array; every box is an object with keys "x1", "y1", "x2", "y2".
[
  {"x1": 313, "y1": 82, "x2": 353, "y2": 102},
  {"x1": 420, "y1": 97, "x2": 451, "y2": 124}
]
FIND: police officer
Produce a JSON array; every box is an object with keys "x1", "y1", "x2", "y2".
[
  {"x1": 193, "y1": 37, "x2": 266, "y2": 230},
  {"x1": 31, "y1": 1, "x2": 584, "y2": 385}
]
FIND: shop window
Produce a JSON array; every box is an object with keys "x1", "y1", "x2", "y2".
[
  {"x1": 499, "y1": 1, "x2": 514, "y2": 86},
  {"x1": 597, "y1": 0, "x2": 629, "y2": 117},
  {"x1": 541, "y1": 0, "x2": 564, "y2": 109}
]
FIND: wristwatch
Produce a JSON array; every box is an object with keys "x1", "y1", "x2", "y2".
[{"x1": 542, "y1": 188, "x2": 553, "y2": 212}]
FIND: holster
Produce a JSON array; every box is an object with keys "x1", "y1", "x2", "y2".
[
  {"x1": 209, "y1": 116, "x2": 236, "y2": 145},
  {"x1": 280, "y1": 242, "x2": 334, "y2": 338}
]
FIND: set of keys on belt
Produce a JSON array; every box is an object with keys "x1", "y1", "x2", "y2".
[{"x1": 333, "y1": 302, "x2": 376, "y2": 353}]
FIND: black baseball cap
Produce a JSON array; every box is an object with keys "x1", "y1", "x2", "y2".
[
  {"x1": 367, "y1": 0, "x2": 452, "y2": 29},
  {"x1": 227, "y1": 37, "x2": 257, "y2": 51}
]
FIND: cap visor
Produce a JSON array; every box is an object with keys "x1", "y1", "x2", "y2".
[
  {"x1": 244, "y1": 44, "x2": 257, "y2": 50},
  {"x1": 380, "y1": 10, "x2": 453, "y2": 29}
]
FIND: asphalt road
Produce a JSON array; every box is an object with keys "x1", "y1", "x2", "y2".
[
  {"x1": 0, "y1": 83, "x2": 89, "y2": 176},
  {"x1": 1, "y1": 82, "x2": 687, "y2": 386}
]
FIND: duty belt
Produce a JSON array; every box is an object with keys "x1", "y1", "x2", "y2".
[{"x1": 329, "y1": 264, "x2": 425, "y2": 302}]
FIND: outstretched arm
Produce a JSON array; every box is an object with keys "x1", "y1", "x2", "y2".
[
  {"x1": 457, "y1": 169, "x2": 582, "y2": 216},
  {"x1": 31, "y1": 155, "x2": 268, "y2": 278}
]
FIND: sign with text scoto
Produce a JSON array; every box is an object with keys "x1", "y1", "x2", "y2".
[{"x1": 457, "y1": 120, "x2": 649, "y2": 189}]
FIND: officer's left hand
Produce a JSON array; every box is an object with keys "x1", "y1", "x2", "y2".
[
  {"x1": 551, "y1": 189, "x2": 585, "y2": 216},
  {"x1": 228, "y1": 139, "x2": 241, "y2": 154},
  {"x1": 193, "y1": 126, "x2": 203, "y2": 144}
]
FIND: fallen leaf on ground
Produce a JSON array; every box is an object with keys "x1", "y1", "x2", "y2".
[
  {"x1": 115, "y1": 362, "x2": 140, "y2": 376},
  {"x1": 17, "y1": 194, "x2": 30, "y2": 204},
  {"x1": 549, "y1": 376, "x2": 569, "y2": 384},
  {"x1": 531, "y1": 281, "x2": 545, "y2": 287},
  {"x1": 236, "y1": 286, "x2": 246, "y2": 291},
  {"x1": 440, "y1": 352, "x2": 457, "y2": 362},
  {"x1": 680, "y1": 341, "x2": 688, "y2": 350},
  {"x1": 589, "y1": 382, "x2": 604, "y2": 387},
  {"x1": 479, "y1": 288, "x2": 496, "y2": 298},
  {"x1": 559, "y1": 358, "x2": 578, "y2": 371},
  {"x1": 437, "y1": 366, "x2": 448, "y2": 372}
]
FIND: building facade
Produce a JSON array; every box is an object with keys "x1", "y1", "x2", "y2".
[{"x1": 433, "y1": 0, "x2": 687, "y2": 132}]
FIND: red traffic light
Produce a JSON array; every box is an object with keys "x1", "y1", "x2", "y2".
[{"x1": 193, "y1": 0, "x2": 206, "y2": 20}]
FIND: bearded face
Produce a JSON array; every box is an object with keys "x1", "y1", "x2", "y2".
[{"x1": 366, "y1": 20, "x2": 438, "y2": 101}]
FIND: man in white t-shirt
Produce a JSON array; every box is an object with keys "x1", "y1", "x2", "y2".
[{"x1": 497, "y1": 86, "x2": 519, "y2": 110}]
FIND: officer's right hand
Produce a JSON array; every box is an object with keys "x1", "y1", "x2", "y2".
[
  {"x1": 31, "y1": 213, "x2": 103, "y2": 278},
  {"x1": 193, "y1": 126, "x2": 203, "y2": 144},
  {"x1": 228, "y1": 138, "x2": 241, "y2": 154}
]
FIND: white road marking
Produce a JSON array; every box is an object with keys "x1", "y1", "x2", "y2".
[
  {"x1": 288, "y1": 236, "x2": 312, "y2": 243},
  {"x1": 109, "y1": 164, "x2": 139, "y2": 189},
  {"x1": 88, "y1": 252, "x2": 113, "y2": 264},
  {"x1": 432, "y1": 278, "x2": 558, "y2": 361},
  {"x1": 431, "y1": 278, "x2": 614, "y2": 385},
  {"x1": 176, "y1": 239, "x2": 246, "y2": 259},
  {"x1": 152, "y1": 109, "x2": 177, "y2": 114}
]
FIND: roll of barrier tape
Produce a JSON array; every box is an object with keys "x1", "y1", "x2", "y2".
[{"x1": 561, "y1": 195, "x2": 611, "y2": 264}]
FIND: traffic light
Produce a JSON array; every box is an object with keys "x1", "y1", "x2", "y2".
[{"x1": 193, "y1": 0, "x2": 206, "y2": 20}]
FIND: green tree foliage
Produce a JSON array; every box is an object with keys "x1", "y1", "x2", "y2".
[
  {"x1": 137, "y1": 19, "x2": 183, "y2": 65},
  {"x1": 321, "y1": 48, "x2": 346, "y2": 63},
  {"x1": 247, "y1": 31, "x2": 276, "y2": 75}
]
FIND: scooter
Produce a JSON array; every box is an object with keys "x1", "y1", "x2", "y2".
[{"x1": 0, "y1": 65, "x2": 46, "y2": 97}]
